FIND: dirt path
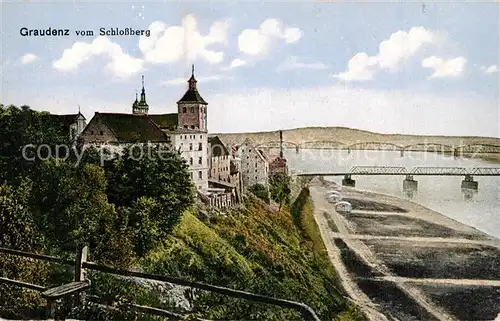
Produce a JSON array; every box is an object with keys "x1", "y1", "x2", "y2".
[{"x1": 308, "y1": 178, "x2": 500, "y2": 321}]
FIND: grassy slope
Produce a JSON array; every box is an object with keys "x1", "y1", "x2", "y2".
[{"x1": 141, "y1": 192, "x2": 366, "y2": 321}]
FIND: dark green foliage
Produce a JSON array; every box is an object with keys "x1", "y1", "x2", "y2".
[
  {"x1": 248, "y1": 183, "x2": 270, "y2": 204},
  {"x1": 0, "y1": 181, "x2": 48, "y2": 319},
  {"x1": 269, "y1": 173, "x2": 292, "y2": 211},
  {"x1": 105, "y1": 145, "x2": 195, "y2": 245},
  {"x1": 0, "y1": 104, "x2": 70, "y2": 183}
]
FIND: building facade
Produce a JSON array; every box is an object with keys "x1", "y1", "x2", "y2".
[
  {"x1": 52, "y1": 112, "x2": 87, "y2": 141},
  {"x1": 79, "y1": 66, "x2": 209, "y2": 192},
  {"x1": 237, "y1": 138, "x2": 270, "y2": 188}
]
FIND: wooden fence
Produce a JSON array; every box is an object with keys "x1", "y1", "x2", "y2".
[{"x1": 0, "y1": 246, "x2": 322, "y2": 321}]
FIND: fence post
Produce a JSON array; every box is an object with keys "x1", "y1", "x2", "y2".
[{"x1": 74, "y1": 245, "x2": 89, "y2": 306}]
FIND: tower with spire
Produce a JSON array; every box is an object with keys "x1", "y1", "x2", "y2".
[
  {"x1": 177, "y1": 65, "x2": 208, "y2": 132},
  {"x1": 133, "y1": 75, "x2": 149, "y2": 114}
]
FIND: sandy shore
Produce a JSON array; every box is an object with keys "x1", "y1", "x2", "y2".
[{"x1": 308, "y1": 178, "x2": 500, "y2": 321}]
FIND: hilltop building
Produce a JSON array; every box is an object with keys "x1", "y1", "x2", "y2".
[
  {"x1": 236, "y1": 138, "x2": 271, "y2": 188},
  {"x1": 207, "y1": 135, "x2": 243, "y2": 203},
  {"x1": 80, "y1": 66, "x2": 209, "y2": 192},
  {"x1": 52, "y1": 111, "x2": 87, "y2": 141}
]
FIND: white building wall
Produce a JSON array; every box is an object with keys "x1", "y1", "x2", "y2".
[
  {"x1": 173, "y1": 132, "x2": 208, "y2": 192},
  {"x1": 238, "y1": 142, "x2": 269, "y2": 188}
]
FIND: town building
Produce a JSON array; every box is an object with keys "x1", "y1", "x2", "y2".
[
  {"x1": 52, "y1": 111, "x2": 87, "y2": 141},
  {"x1": 236, "y1": 138, "x2": 271, "y2": 188},
  {"x1": 268, "y1": 130, "x2": 289, "y2": 177},
  {"x1": 207, "y1": 135, "x2": 243, "y2": 203},
  {"x1": 79, "y1": 66, "x2": 209, "y2": 192}
]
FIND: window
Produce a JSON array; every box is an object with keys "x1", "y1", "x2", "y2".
[
  {"x1": 71, "y1": 128, "x2": 76, "y2": 139},
  {"x1": 189, "y1": 143, "x2": 193, "y2": 151},
  {"x1": 90, "y1": 130, "x2": 94, "y2": 135},
  {"x1": 198, "y1": 142, "x2": 202, "y2": 151},
  {"x1": 191, "y1": 172, "x2": 193, "y2": 178},
  {"x1": 191, "y1": 125, "x2": 195, "y2": 129},
  {"x1": 100, "y1": 131, "x2": 103, "y2": 135},
  {"x1": 198, "y1": 171, "x2": 202, "y2": 179},
  {"x1": 189, "y1": 157, "x2": 193, "y2": 165},
  {"x1": 183, "y1": 107, "x2": 187, "y2": 113},
  {"x1": 184, "y1": 125, "x2": 188, "y2": 129},
  {"x1": 191, "y1": 107, "x2": 194, "y2": 113},
  {"x1": 200, "y1": 135, "x2": 202, "y2": 139},
  {"x1": 198, "y1": 157, "x2": 202, "y2": 165}
]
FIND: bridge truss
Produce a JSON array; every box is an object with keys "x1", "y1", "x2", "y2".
[
  {"x1": 350, "y1": 166, "x2": 408, "y2": 174},
  {"x1": 255, "y1": 141, "x2": 500, "y2": 154},
  {"x1": 410, "y1": 167, "x2": 469, "y2": 175},
  {"x1": 296, "y1": 166, "x2": 500, "y2": 177}
]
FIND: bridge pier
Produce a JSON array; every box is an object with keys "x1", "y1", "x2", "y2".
[
  {"x1": 403, "y1": 175, "x2": 418, "y2": 194},
  {"x1": 461, "y1": 174, "x2": 478, "y2": 190},
  {"x1": 342, "y1": 175, "x2": 355, "y2": 187}
]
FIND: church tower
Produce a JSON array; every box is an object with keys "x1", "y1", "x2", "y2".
[
  {"x1": 177, "y1": 65, "x2": 208, "y2": 132},
  {"x1": 133, "y1": 76, "x2": 149, "y2": 115}
]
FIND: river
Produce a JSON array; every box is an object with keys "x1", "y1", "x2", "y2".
[{"x1": 283, "y1": 149, "x2": 500, "y2": 239}]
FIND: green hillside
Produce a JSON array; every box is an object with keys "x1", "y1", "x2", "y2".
[{"x1": 138, "y1": 191, "x2": 366, "y2": 320}]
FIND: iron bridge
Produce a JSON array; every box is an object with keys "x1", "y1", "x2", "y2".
[{"x1": 297, "y1": 166, "x2": 500, "y2": 177}]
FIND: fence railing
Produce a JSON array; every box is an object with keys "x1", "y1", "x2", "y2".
[{"x1": 0, "y1": 245, "x2": 322, "y2": 321}]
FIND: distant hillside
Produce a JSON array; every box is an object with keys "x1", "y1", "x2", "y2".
[{"x1": 212, "y1": 126, "x2": 500, "y2": 148}]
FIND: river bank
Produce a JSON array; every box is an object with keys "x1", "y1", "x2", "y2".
[{"x1": 308, "y1": 178, "x2": 500, "y2": 321}]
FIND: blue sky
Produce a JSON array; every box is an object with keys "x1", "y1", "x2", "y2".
[{"x1": 1, "y1": 1, "x2": 499, "y2": 137}]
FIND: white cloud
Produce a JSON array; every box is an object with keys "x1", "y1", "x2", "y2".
[
  {"x1": 422, "y1": 56, "x2": 467, "y2": 78},
  {"x1": 333, "y1": 53, "x2": 378, "y2": 81},
  {"x1": 139, "y1": 14, "x2": 229, "y2": 65},
  {"x1": 208, "y1": 86, "x2": 498, "y2": 137},
  {"x1": 229, "y1": 58, "x2": 247, "y2": 69},
  {"x1": 334, "y1": 26, "x2": 444, "y2": 82},
  {"x1": 481, "y1": 64, "x2": 499, "y2": 74},
  {"x1": 53, "y1": 36, "x2": 144, "y2": 79},
  {"x1": 277, "y1": 56, "x2": 328, "y2": 72},
  {"x1": 237, "y1": 18, "x2": 302, "y2": 57},
  {"x1": 21, "y1": 53, "x2": 38, "y2": 65},
  {"x1": 162, "y1": 74, "x2": 226, "y2": 86}
]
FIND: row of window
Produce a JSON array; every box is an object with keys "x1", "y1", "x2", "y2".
[
  {"x1": 183, "y1": 125, "x2": 200, "y2": 130},
  {"x1": 189, "y1": 157, "x2": 203, "y2": 165},
  {"x1": 180, "y1": 142, "x2": 203, "y2": 151},
  {"x1": 182, "y1": 135, "x2": 203, "y2": 140},
  {"x1": 191, "y1": 171, "x2": 203, "y2": 179},
  {"x1": 182, "y1": 107, "x2": 206, "y2": 113},
  {"x1": 90, "y1": 130, "x2": 104, "y2": 135}
]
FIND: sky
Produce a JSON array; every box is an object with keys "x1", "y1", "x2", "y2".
[{"x1": 1, "y1": 1, "x2": 499, "y2": 137}]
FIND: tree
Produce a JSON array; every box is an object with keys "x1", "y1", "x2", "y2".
[
  {"x1": 269, "y1": 173, "x2": 292, "y2": 211},
  {"x1": 0, "y1": 181, "x2": 48, "y2": 319},
  {"x1": 29, "y1": 160, "x2": 134, "y2": 265},
  {"x1": 0, "y1": 105, "x2": 70, "y2": 183},
  {"x1": 105, "y1": 145, "x2": 195, "y2": 235},
  {"x1": 248, "y1": 183, "x2": 270, "y2": 204}
]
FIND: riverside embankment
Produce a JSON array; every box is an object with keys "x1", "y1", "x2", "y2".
[{"x1": 308, "y1": 178, "x2": 500, "y2": 321}]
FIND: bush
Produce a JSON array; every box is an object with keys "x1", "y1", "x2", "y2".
[{"x1": 248, "y1": 184, "x2": 270, "y2": 204}]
